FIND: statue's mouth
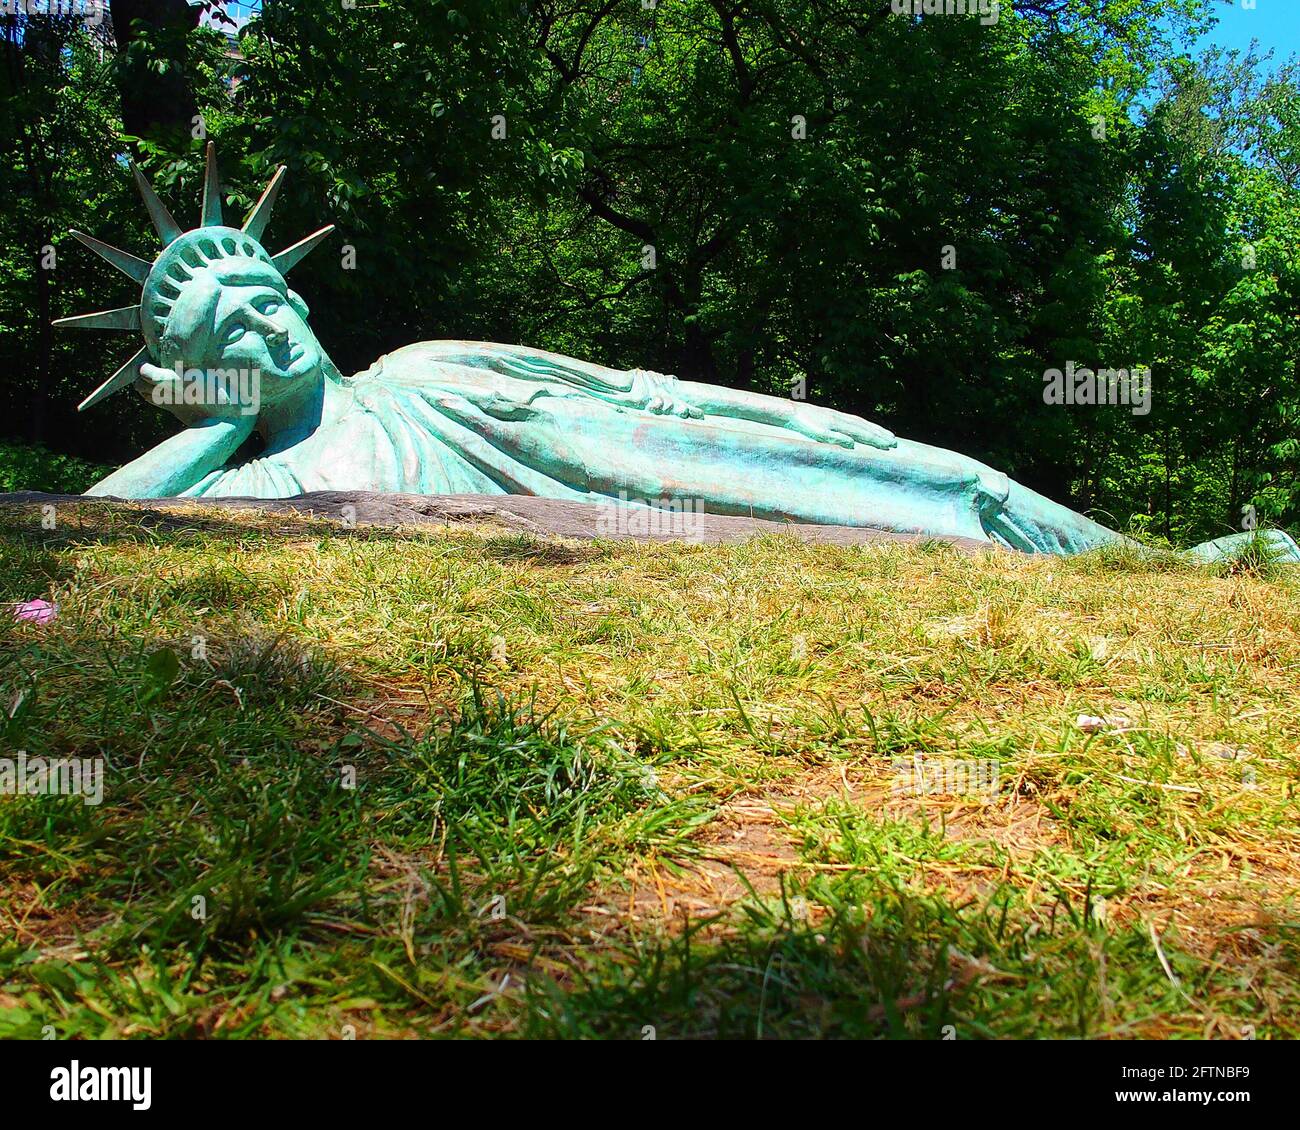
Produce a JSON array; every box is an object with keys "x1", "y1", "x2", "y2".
[{"x1": 272, "y1": 341, "x2": 306, "y2": 373}]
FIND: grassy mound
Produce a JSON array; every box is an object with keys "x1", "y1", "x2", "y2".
[{"x1": 1, "y1": 502, "x2": 1297, "y2": 1038}]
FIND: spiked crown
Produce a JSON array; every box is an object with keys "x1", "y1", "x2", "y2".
[{"x1": 55, "y1": 143, "x2": 335, "y2": 411}]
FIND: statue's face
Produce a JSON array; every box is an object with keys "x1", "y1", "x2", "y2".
[
  {"x1": 149, "y1": 256, "x2": 327, "y2": 418},
  {"x1": 205, "y1": 283, "x2": 322, "y2": 399}
]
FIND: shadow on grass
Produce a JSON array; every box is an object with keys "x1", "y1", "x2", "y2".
[
  {"x1": 520, "y1": 885, "x2": 964, "y2": 1039},
  {"x1": 0, "y1": 624, "x2": 700, "y2": 1035},
  {"x1": 0, "y1": 501, "x2": 607, "y2": 566}
]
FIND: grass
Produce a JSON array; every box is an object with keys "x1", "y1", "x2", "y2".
[{"x1": 1, "y1": 500, "x2": 1298, "y2": 1039}]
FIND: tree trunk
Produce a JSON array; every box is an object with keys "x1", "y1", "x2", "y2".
[{"x1": 109, "y1": 0, "x2": 202, "y2": 148}]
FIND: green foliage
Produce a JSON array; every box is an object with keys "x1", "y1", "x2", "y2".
[
  {"x1": 1, "y1": 0, "x2": 1298, "y2": 542},
  {"x1": 0, "y1": 442, "x2": 109, "y2": 494}
]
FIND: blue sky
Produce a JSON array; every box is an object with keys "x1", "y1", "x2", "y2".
[
  {"x1": 1198, "y1": 0, "x2": 1300, "y2": 66},
  {"x1": 199, "y1": 1, "x2": 257, "y2": 33}
]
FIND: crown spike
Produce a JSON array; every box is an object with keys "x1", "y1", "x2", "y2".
[
  {"x1": 201, "y1": 141, "x2": 223, "y2": 228},
  {"x1": 130, "y1": 160, "x2": 183, "y2": 246},
  {"x1": 271, "y1": 225, "x2": 335, "y2": 274},
  {"x1": 53, "y1": 305, "x2": 142, "y2": 332},
  {"x1": 77, "y1": 346, "x2": 151, "y2": 412},
  {"x1": 242, "y1": 165, "x2": 286, "y2": 240},
  {"x1": 69, "y1": 230, "x2": 151, "y2": 285}
]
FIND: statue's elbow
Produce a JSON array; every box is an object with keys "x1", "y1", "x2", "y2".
[{"x1": 83, "y1": 474, "x2": 120, "y2": 498}]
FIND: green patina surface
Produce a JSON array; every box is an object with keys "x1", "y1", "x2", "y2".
[{"x1": 57, "y1": 146, "x2": 1299, "y2": 563}]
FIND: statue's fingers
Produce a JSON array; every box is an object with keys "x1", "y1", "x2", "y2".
[
  {"x1": 845, "y1": 421, "x2": 897, "y2": 450},
  {"x1": 855, "y1": 429, "x2": 897, "y2": 450},
  {"x1": 797, "y1": 421, "x2": 849, "y2": 447},
  {"x1": 138, "y1": 362, "x2": 172, "y2": 387}
]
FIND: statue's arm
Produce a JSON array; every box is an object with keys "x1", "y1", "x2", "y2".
[
  {"x1": 418, "y1": 342, "x2": 896, "y2": 450},
  {"x1": 674, "y1": 381, "x2": 897, "y2": 449},
  {"x1": 454, "y1": 346, "x2": 642, "y2": 399},
  {"x1": 84, "y1": 415, "x2": 257, "y2": 498}
]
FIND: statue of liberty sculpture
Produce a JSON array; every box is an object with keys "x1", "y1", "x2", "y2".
[{"x1": 53, "y1": 144, "x2": 1272, "y2": 558}]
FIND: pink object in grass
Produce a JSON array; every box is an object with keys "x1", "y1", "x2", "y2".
[{"x1": 12, "y1": 599, "x2": 57, "y2": 625}]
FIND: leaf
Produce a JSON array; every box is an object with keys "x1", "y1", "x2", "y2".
[{"x1": 143, "y1": 646, "x2": 181, "y2": 703}]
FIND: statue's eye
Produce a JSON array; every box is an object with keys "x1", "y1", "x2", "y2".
[
  {"x1": 256, "y1": 299, "x2": 282, "y2": 316},
  {"x1": 225, "y1": 323, "x2": 246, "y2": 344}
]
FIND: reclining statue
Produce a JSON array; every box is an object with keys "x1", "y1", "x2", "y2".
[{"x1": 57, "y1": 145, "x2": 1297, "y2": 561}]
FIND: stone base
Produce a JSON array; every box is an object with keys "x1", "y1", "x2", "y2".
[{"x1": 0, "y1": 491, "x2": 996, "y2": 552}]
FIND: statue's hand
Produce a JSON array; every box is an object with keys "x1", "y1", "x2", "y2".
[
  {"x1": 629, "y1": 369, "x2": 703, "y2": 419},
  {"x1": 136, "y1": 362, "x2": 260, "y2": 429},
  {"x1": 785, "y1": 403, "x2": 898, "y2": 450}
]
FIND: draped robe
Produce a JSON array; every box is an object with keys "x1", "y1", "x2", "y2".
[{"x1": 179, "y1": 341, "x2": 1122, "y2": 554}]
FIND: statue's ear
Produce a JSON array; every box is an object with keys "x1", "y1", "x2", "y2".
[{"x1": 287, "y1": 289, "x2": 309, "y2": 320}]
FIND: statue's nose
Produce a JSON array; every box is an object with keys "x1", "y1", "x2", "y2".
[{"x1": 248, "y1": 305, "x2": 289, "y2": 346}]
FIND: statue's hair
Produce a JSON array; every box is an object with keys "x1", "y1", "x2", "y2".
[
  {"x1": 144, "y1": 232, "x2": 282, "y2": 357},
  {"x1": 152, "y1": 255, "x2": 290, "y2": 368}
]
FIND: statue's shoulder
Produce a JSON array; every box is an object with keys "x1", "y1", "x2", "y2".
[
  {"x1": 379, "y1": 340, "x2": 525, "y2": 374},
  {"x1": 358, "y1": 342, "x2": 551, "y2": 398},
  {"x1": 349, "y1": 351, "x2": 427, "y2": 391}
]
